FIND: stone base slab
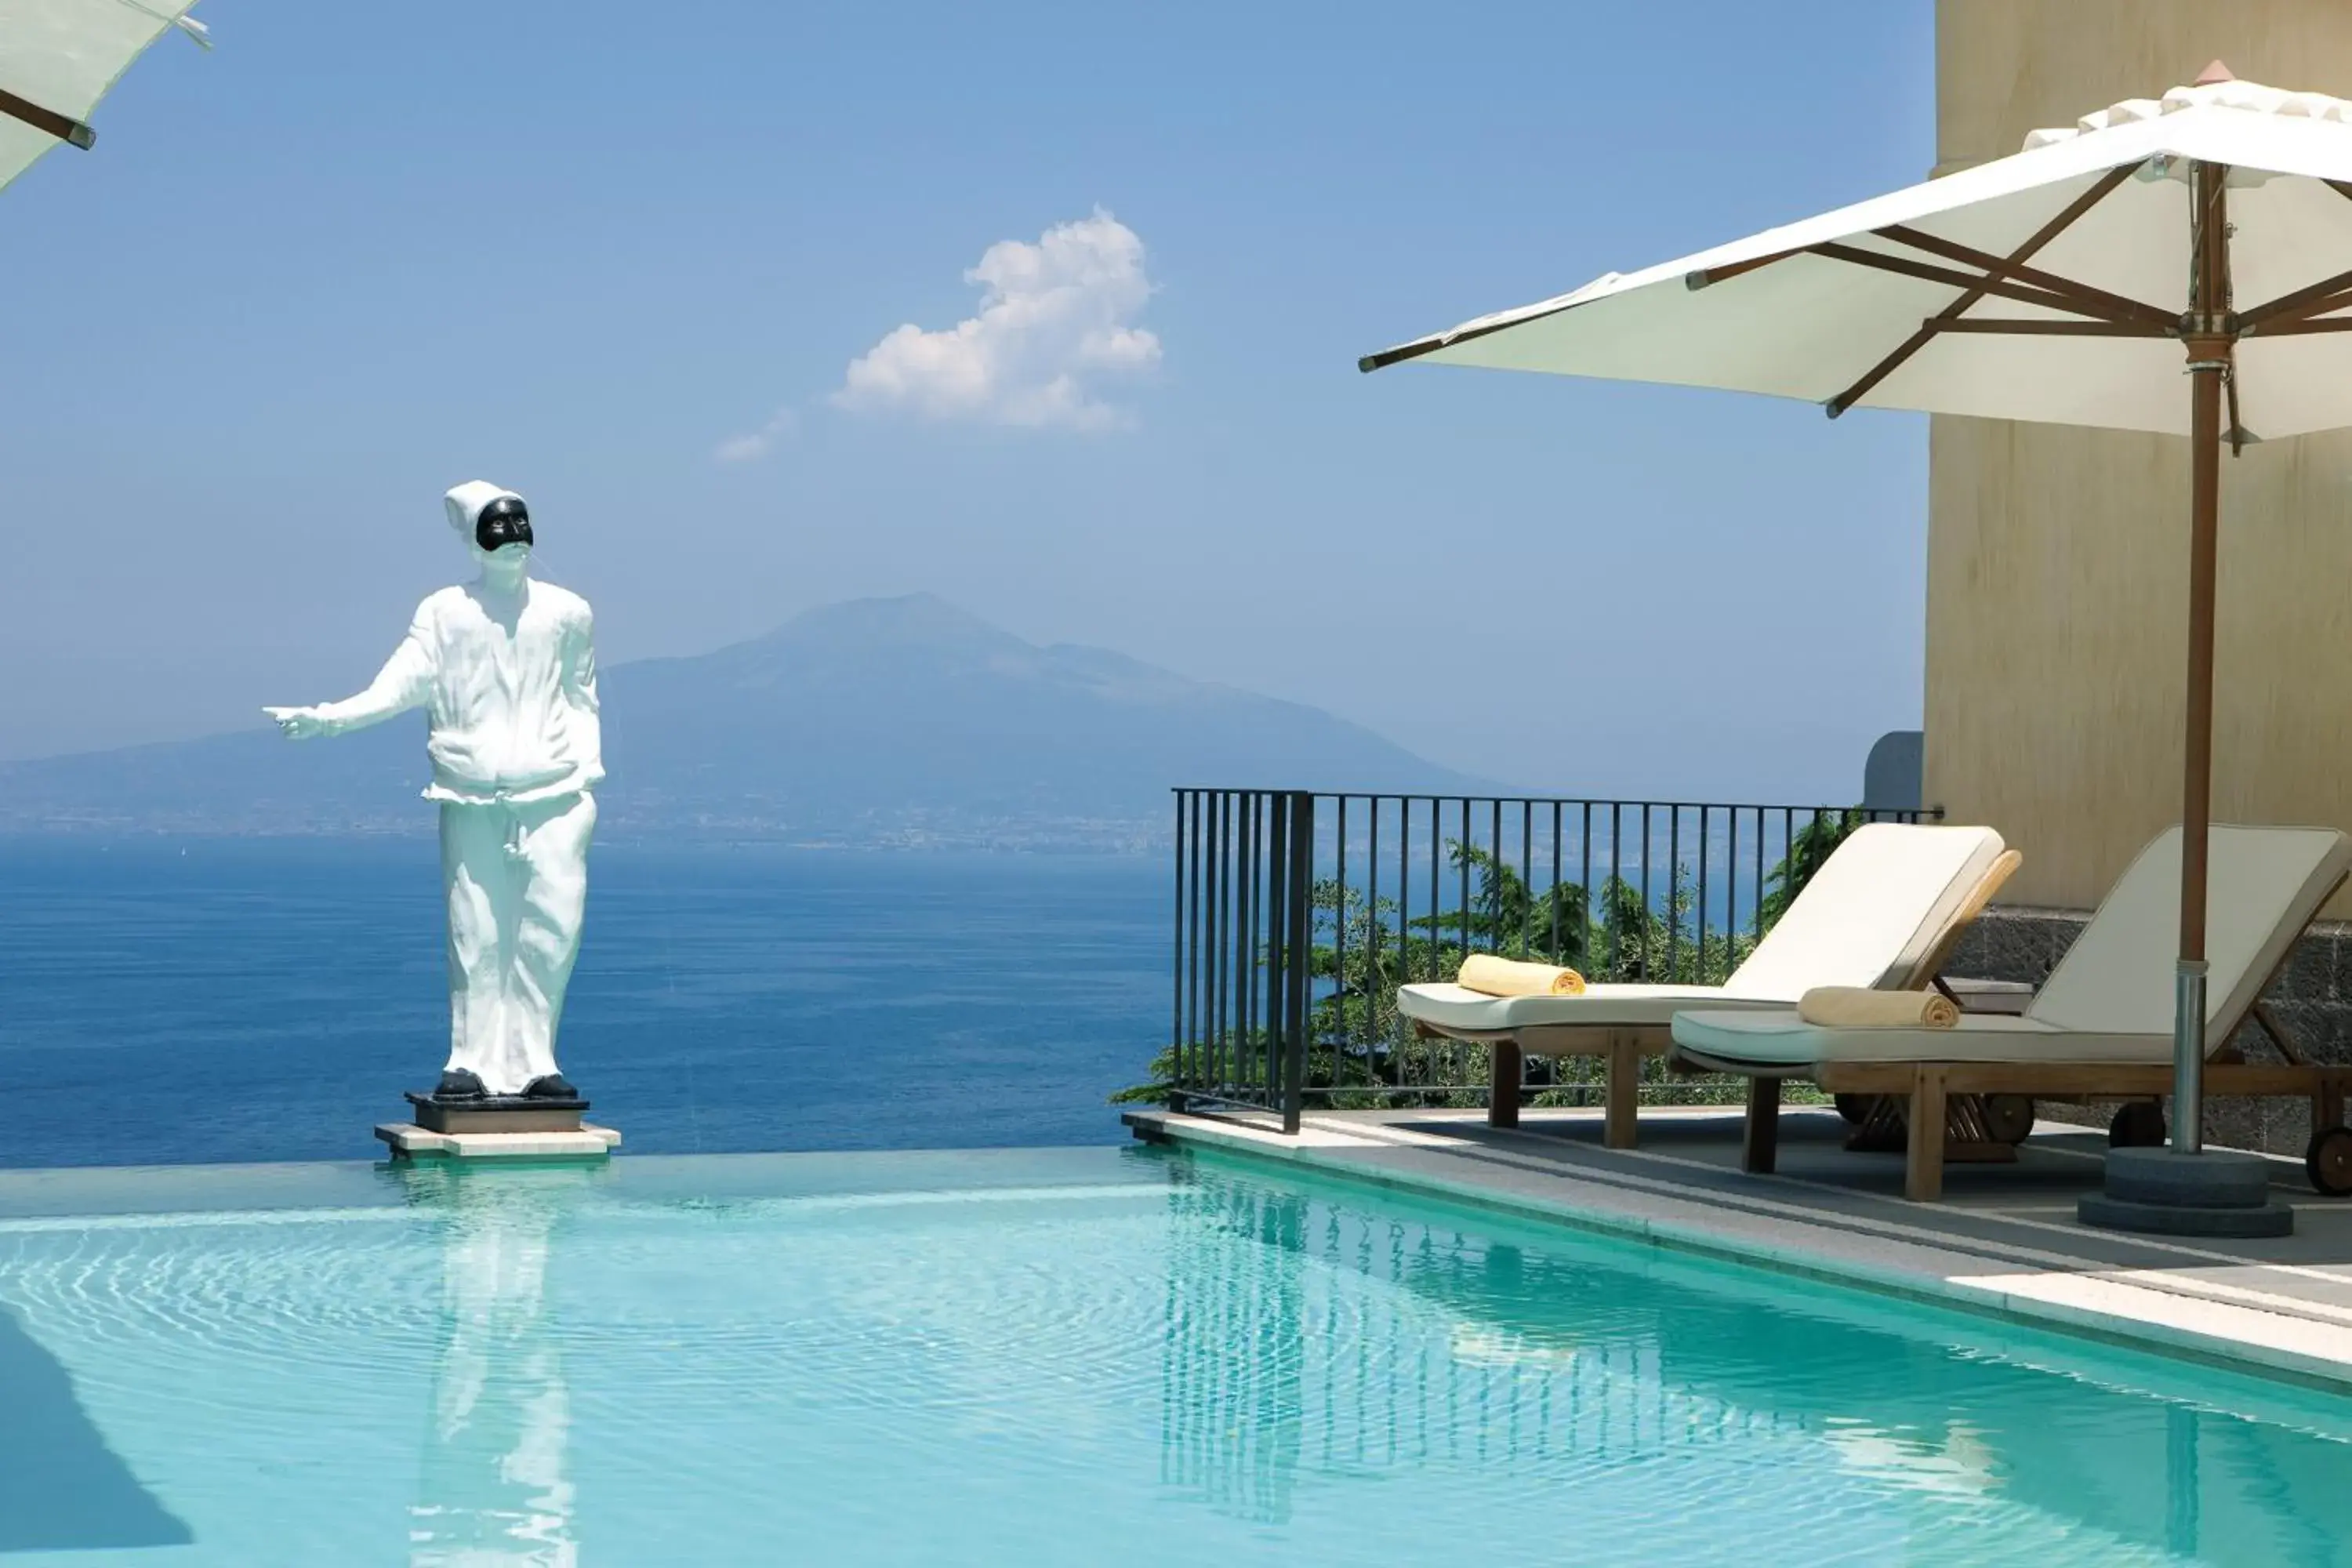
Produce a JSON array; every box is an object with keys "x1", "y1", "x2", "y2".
[
  {"x1": 376, "y1": 1123, "x2": 620, "y2": 1161},
  {"x1": 404, "y1": 1091, "x2": 591, "y2": 1134}
]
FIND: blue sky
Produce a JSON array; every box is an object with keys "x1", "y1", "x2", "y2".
[{"x1": 0, "y1": 0, "x2": 1936, "y2": 800}]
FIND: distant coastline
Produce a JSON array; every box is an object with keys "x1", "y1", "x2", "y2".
[{"x1": 0, "y1": 594, "x2": 1493, "y2": 848}]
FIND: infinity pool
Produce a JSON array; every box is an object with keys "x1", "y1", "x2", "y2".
[{"x1": 0, "y1": 1145, "x2": 2345, "y2": 1566}]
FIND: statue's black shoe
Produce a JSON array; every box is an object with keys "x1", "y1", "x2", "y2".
[
  {"x1": 521, "y1": 1074, "x2": 578, "y2": 1101},
  {"x1": 434, "y1": 1069, "x2": 488, "y2": 1101}
]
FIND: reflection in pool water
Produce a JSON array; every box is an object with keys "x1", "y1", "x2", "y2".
[
  {"x1": 406, "y1": 1166, "x2": 579, "y2": 1566},
  {"x1": 0, "y1": 1146, "x2": 2342, "y2": 1566},
  {"x1": 1152, "y1": 1160, "x2": 2352, "y2": 1565}
]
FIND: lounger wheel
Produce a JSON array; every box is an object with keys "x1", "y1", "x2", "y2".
[
  {"x1": 1983, "y1": 1094, "x2": 2035, "y2": 1145},
  {"x1": 1834, "y1": 1094, "x2": 1871, "y2": 1126},
  {"x1": 2306, "y1": 1127, "x2": 2352, "y2": 1196},
  {"x1": 2109, "y1": 1101, "x2": 2166, "y2": 1149}
]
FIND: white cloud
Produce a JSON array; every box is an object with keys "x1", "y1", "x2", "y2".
[
  {"x1": 715, "y1": 408, "x2": 799, "y2": 463},
  {"x1": 833, "y1": 209, "x2": 1160, "y2": 431}
]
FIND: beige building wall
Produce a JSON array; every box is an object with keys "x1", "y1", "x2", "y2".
[{"x1": 1928, "y1": 2, "x2": 2352, "y2": 912}]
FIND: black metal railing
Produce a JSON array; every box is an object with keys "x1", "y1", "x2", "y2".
[{"x1": 1162, "y1": 789, "x2": 1939, "y2": 1129}]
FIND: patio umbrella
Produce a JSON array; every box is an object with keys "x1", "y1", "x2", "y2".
[
  {"x1": 0, "y1": 0, "x2": 208, "y2": 194},
  {"x1": 1359, "y1": 63, "x2": 2352, "y2": 1160}
]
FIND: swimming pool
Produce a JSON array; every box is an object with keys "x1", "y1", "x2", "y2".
[{"x1": 0, "y1": 1145, "x2": 2343, "y2": 1566}]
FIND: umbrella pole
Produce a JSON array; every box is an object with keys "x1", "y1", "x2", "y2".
[
  {"x1": 2173, "y1": 158, "x2": 2233, "y2": 1156},
  {"x1": 2175, "y1": 349, "x2": 2222, "y2": 1152},
  {"x1": 2082, "y1": 149, "x2": 2285, "y2": 1235}
]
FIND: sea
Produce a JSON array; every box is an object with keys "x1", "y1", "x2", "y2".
[{"x1": 0, "y1": 837, "x2": 1168, "y2": 1168}]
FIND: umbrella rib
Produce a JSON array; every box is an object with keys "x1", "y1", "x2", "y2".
[
  {"x1": 1823, "y1": 165, "x2": 2143, "y2": 418},
  {"x1": 2252, "y1": 315, "x2": 2352, "y2": 334},
  {"x1": 2239, "y1": 269, "x2": 2352, "y2": 329},
  {"x1": 1871, "y1": 224, "x2": 2174, "y2": 328},
  {"x1": 1357, "y1": 301, "x2": 1585, "y2": 372},
  {"x1": 1684, "y1": 248, "x2": 1805, "y2": 291},
  {"x1": 0, "y1": 87, "x2": 96, "y2": 151},
  {"x1": 1807, "y1": 242, "x2": 2132, "y2": 320},
  {"x1": 1932, "y1": 318, "x2": 2169, "y2": 336}
]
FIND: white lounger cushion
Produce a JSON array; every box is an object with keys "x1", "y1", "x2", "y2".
[
  {"x1": 1671, "y1": 1011, "x2": 2161, "y2": 1065},
  {"x1": 1398, "y1": 823, "x2": 2005, "y2": 1033},
  {"x1": 1719, "y1": 823, "x2": 2007, "y2": 1000},
  {"x1": 1673, "y1": 824, "x2": 2352, "y2": 1069}
]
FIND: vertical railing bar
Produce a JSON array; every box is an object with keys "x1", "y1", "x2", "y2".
[
  {"x1": 1668, "y1": 804, "x2": 1681, "y2": 981},
  {"x1": 1400, "y1": 797, "x2": 1413, "y2": 1102},
  {"x1": 1174, "y1": 790, "x2": 1189, "y2": 1095},
  {"x1": 1262, "y1": 792, "x2": 1277, "y2": 1107},
  {"x1": 1487, "y1": 797, "x2": 1502, "y2": 956},
  {"x1": 1277, "y1": 792, "x2": 1292, "y2": 1109},
  {"x1": 1430, "y1": 797, "x2": 1444, "y2": 1094},
  {"x1": 1461, "y1": 797, "x2": 1474, "y2": 961},
  {"x1": 1265, "y1": 793, "x2": 1289, "y2": 1125},
  {"x1": 1726, "y1": 804, "x2": 1739, "y2": 967},
  {"x1": 1238, "y1": 793, "x2": 1255, "y2": 1100},
  {"x1": 1484, "y1": 796, "x2": 1501, "y2": 1102},
  {"x1": 1209, "y1": 792, "x2": 1227, "y2": 1094},
  {"x1": 1427, "y1": 796, "x2": 1440, "y2": 984},
  {"x1": 1191, "y1": 791, "x2": 1205, "y2": 1093},
  {"x1": 1368, "y1": 797, "x2": 1382, "y2": 1087},
  {"x1": 1753, "y1": 806, "x2": 1766, "y2": 942},
  {"x1": 1518, "y1": 800, "x2": 1532, "y2": 960},
  {"x1": 1172, "y1": 791, "x2": 1187, "y2": 1099},
  {"x1": 1253, "y1": 794, "x2": 1266, "y2": 1101},
  {"x1": 1609, "y1": 803, "x2": 1622, "y2": 978},
  {"x1": 1581, "y1": 804, "x2": 1593, "y2": 975},
  {"x1": 1639, "y1": 801, "x2": 1653, "y2": 981},
  {"x1": 1250, "y1": 793, "x2": 1267, "y2": 1105},
  {"x1": 1226, "y1": 790, "x2": 1243, "y2": 1096},
  {"x1": 1219, "y1": 790, "x2": 1236, "y2": 1099},
  {"x1": 1283, "y1": 793, "x2": 1314, "y2": 1134},
  {"x1": 1549, "y1": 801, "x2": 1563, "y2": 964},
  {"x1": 1697, "y1": 804, "x2": 1711, "y2": 982},
  {"x1": 1780, "y1": 808, "x2": 1795, "y2": 937},
  {"x1": 1199, "y1": 792, "x2": 1213, "y2": 1094},
  {"x1": 1335, "y1": 793, "x2": 1348, "y2": 1094}
]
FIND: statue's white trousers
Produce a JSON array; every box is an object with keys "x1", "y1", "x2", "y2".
[{"x1": 439, "y1": 791, "x2": 597, "y2": 1096}]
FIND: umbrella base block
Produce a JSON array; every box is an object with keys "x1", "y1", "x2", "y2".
[{"x1": 2076, "y1": 1148, "x2": 2293, "y2": 1237}]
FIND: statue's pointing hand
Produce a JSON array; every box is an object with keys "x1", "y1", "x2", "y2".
[{"x1": 263, "y1": 705, "x2": 335, "y2": 741}]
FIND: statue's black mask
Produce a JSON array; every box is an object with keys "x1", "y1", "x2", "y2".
[{"x1": 474, "y1": 496, "x2": 533, "y2": 553}]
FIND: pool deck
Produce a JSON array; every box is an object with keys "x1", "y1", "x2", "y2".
[{"x1": 1123, "y1": 1104, "x2": 2352, "y2": 1394}]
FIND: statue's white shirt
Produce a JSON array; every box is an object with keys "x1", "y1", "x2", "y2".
[{"x1": 319, "y1": 579, "x2": 604, "y2": 805}]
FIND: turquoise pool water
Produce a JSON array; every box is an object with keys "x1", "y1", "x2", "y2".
[{"x1": 0, "y1": 1146, "x2": 2347, "y2": 1566}]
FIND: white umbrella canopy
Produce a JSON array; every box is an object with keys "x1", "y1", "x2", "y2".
[
  {"x1": 1361, "y1": 64, "x2": 2352, "y2": 1160},
  {"x1": 0, "y1": 0, "x2": 207, "y2": 195},
  {"x1": 1366, "y1": 70, "x2": 2352, "y2": 441}
]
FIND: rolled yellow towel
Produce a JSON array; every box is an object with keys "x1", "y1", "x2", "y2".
[
  {"x1": 1457, "y1": 954, "x2": 1587, "y2": 998},
  {"x1": 1796, "y1": 987, "x2": 1959, "y2": 1029}
]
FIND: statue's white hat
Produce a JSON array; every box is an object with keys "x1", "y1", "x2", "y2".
[{"x1": 444, "y1": 480, "x2": 523, "y2": 535}]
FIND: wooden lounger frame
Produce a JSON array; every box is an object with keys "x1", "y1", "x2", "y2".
[
  {"x1": 1414, "y1": 848, "x2": 2024, "y2": 1151},
  {"x1": 1678, "y1": 865, "x2": 2352, "y2": 1202}
]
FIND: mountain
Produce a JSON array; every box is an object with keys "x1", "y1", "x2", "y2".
[{"x1": 0, "y1": 594, "x2": 1492, "y2": 848}]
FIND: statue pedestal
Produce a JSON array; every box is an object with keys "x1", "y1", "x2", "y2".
[{"x1": 376, "y1": 1092, "x2": 619, "y2": 1162}]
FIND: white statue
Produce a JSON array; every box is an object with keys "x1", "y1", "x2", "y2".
[{"x1": 265, "y1": 481, "x2": 603, "y2": 1102}]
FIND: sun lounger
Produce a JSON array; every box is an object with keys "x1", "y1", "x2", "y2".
[
  {"x1": 1397, "y1": 823, "x2": 2019, "y2": 1148},
  {"x1": 1671, "y1": 824, "x2": 2352, "y2": 1201}
]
